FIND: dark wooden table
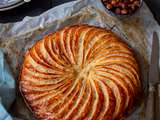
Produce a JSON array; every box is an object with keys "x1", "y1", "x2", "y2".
[
  {"x1": 145, "y1": 0, "x2": 160, "y2": 25},
  {"x1": 0, "y1": 0, "x2": 159, "y2": 24}
]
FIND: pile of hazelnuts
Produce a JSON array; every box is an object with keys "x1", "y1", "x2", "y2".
[{"x1": 102, "y1": 0, "x2": 141, "y2": 15}]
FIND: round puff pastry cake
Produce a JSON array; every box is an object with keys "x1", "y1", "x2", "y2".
[{"x1": 19, "y1": 24, "x2": 141, "y2": 120}]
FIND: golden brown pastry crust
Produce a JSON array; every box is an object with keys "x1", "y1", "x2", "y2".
[{"x1": 19, "y1": 24, "x2": 141, "y2": 120}]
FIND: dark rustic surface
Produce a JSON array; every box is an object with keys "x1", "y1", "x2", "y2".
[
  {"x1": 145, "y1": 0, "x2": 160, "y2": 25},
  {"x1": 0, "y1": 0, "x2": 159, "y2": 24},
  {"x1": 0, "y1": 0, "x2": 53, "y2": 23}
]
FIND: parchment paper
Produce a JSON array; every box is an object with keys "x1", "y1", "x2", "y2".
[{"x1": 0, "y1": 0, "x2": 160, "y2": 119}]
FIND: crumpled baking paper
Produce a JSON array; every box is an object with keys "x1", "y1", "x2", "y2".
[{"x1": 0, "y1": 0, "x2": 159, "y2": 119}]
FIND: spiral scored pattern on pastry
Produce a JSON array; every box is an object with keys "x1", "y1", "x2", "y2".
[{"x1": 19, "y1": 24, "x2": 141, "y2": 120}]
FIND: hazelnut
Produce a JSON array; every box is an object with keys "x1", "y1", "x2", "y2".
[
  {"x1": 115, "y1": 8, "x2": 121, "y2": 14},
  {"x1": 121, "y1": 9, "x2": 128, "y2": 14},
  {"x1": 111, "y1": 0, "x2": 117, "y2": 5},
  {"x1": 103, "y1": 0, "x2": 141, "y2": 15},
  {"x1": 106, "y1": 4, "x2": 113, "y2": 9}
]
